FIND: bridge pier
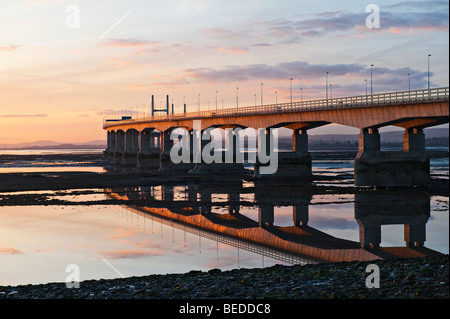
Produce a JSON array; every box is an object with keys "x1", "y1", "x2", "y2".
[
  {"x1": 111, "y1": 130, "x2": 125, "y2": 165},
  {"x1": 159, "y1": 129, "x2": 195, "y2": 172},
  {"x1": 189, "y1": 129, "x2": 246, "y2": 175},
  {"x1": 254, "y1": 129, "x2": 312, "y2": 179},
  {"x1": 137, "y1": 130, "x2": 161, "y2": 170},
  {"x1": 122, "y1": 130, "x2": 139, "y2": 166},
  {"x1": 259, "y1": 205, "x2": 274, "y2": 227},
  {"x1": 354, "y1": 127, "x2": 430, "y2": 187},
  {"x1": 355, "y1": 193, "x2": 430, "y2": 249},
  {"x1": 103, "y1": 131, "x2": 112, "y2": 158}
]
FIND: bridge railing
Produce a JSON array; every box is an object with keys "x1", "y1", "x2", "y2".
[{"x1": 104, "y1": 87, "x2": 449, "y2": 127}]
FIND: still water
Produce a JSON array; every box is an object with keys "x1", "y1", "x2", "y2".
[{"x1": 0, "y1": 149, "x2": 448, "y2": 286}]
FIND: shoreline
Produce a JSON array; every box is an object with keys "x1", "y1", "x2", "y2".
[{"x1": 1, "y1": 255, "x2": 448, "y2": 299}]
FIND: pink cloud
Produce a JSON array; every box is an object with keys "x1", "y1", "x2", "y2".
[
  {"x1": 100, "y1": 39, "x2": 162, "y2": 48},
  {"x1": 107, "y1": 58, "x2": 132, "y2": 69},
  {"x1": 108, "y1": 228, "x2": 135, "y2": 239},
  {"x1": 0, "y1": 247, "x2": 22, "y2": 254},
  {"x1": 0, "y1": 45, "x2": 21, "y2": 52},
  {"x1": 217, "y1": 46, "x2": 248, "y2": 55}
]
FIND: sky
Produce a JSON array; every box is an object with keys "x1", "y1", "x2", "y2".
[{"x1": 0, "y1": 0, "x2": 448, "y2": 144}]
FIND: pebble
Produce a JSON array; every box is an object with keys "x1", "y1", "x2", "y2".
[{"x1": 0, "y1": 255, "x2": 447, "y2": 299}]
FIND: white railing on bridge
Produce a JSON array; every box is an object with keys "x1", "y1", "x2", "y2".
[{"x1": 104, "y1": 87, "x2": 449, "y2": 127}]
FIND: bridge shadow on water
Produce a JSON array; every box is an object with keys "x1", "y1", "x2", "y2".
[{"x1": 103, "y1": 175, "x2": 443, "y2": 265}]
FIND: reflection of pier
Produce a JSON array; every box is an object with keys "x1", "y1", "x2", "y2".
[{"x1": 105, "y1": 183, "x2": 442, "y2": 264}]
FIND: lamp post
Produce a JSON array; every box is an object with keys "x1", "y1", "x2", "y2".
[
  {"x1": 290, "y1": 78, "x2": 293, "y2": 105},
  {"x1": 326, "y1": 72, "x2": 329, "y2": 100},
  {"x1": 329, "y1": 84, "x2": 332, "y2": 99},
  {"x1": 408, "y1": 73, "x2": 411, "y2": 92},
  {"x1": 365, "y1": 79, "x2": 368, "y2": 103},
  {"x1": 300, "y1": 88, "x2": 302, "y2": 102},
  {"x1": 275, "y1": 91, "x2": 278, "y2": 104},
  {"x1": 370, "y1": 64, "x2": 374, "y2": 95},
  {"x1": 261, "y1": 83, "x2": 263, "y2": 106},
  {"x1": 215, "y1": 91, "x2": 218, "y2": 111},
  {"x1": 236, "y1": 87, "x2": 239, "y2": 108},
  {"x1": 428, "y1": 54, "x2": 431, "y2": 91}
]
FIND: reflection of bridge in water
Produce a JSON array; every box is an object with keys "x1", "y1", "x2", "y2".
[{"x1": 105, "y1": 182, "x2": 442, "y2": 264}]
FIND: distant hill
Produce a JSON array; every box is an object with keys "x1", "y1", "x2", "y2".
[{"x1": 0, "y1": 140, "x2": 106, "y2": 150}]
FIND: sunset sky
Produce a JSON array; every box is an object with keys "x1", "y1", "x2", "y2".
[{"x1": 0, "y1": 0, "x2": 448, "y2": 144}]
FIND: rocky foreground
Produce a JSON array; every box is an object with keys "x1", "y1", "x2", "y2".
[{"x1": 1, "y1": 255, "x2": 448, "y2": 300}]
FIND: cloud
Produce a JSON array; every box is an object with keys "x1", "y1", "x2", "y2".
[
  {"x1": 0, "y1": 45, "x2": 21, "y2": 52},
  {"x1": 107, "y1": 58, "x2": 132, "y2": 69},
  {"x1": 216, "y1": 46, "x2": 248, "y2": 55},
  {"x1": 99, "y1": 39, "x2": 162, "y2": 48},
  {"x1": 0, "y1": 247, "x2": 23, "y2": 254},
  {"x1": 0, "y1": 114, "x2": 48, "y2": 118},
  {"x1": 247, "y1": 5, "x2": 449, "y2": 41},
  {"x1": 204, "y1": 27, "x2": 250, "y2": 40},
  {"x1": 183, "y1": 61, "x2": 367, "y2": 83},
  {"x1": 108, "y1": 228, "x2": 135, "y2": 239}
]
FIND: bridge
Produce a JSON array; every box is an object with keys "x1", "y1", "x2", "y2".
[{"x1": 103, "y1": 87, "x2": 449, "y2": 186}]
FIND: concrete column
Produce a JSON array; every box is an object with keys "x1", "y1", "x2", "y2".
[
  {"x1": 404, "y1": 222, "x2": 426, "y2": 247},
  {"x1": 161, "y1": 130, "x2": 172, "y2": 155},
  {"x1": 200, "y1": 189, "x2": 212, "y2": 214},
  {"x1": 114, "y1": 131, "x2": 125, "y2": 159},
  {"x1": 293, "y1": 129, "x2": 308, "y2": 155},
  {"x1": 105, "y1": 131, "x2": 111, "y2": 151},
  {"x1": 162, "y1": 185, "x2": 174, "y2": 202},
  {"x1": 108, "y1": 131, "x2": 116, "y2": 157},
  {"x1": 355, "y1": 127, "x2": 429, "y2": 187},
  {"x1": 357, "y1": 221, "x2": 381, "y2": 249},
  {"x1": 228, "y1": 192, "x2": 240, "y2": 214},
  {"x1": 123, "y1": 130, "x2": 139, "y2": 166},
  {"x1": 255, "y1": 128, "x2": 312, "y2": 179},
  {"x1": 139, "y1": 130, "x2": 152, "y2": 153},
  {"x1": 259, "y1": 205, "x2": 274, "y2": 227},
  {"x1": 137, "y1": 130, "x2": 161, "y2": 170},
  {"x1": 403, "y1": 128, "x2": 425, "y2": 154},
  {"x1": 293, "y1": 205, "x2": 308, "y2": 226},
  {"x1": 190, "y1": 129, "x2": 245, "y2": 174},
  {"x1": 160, "y1": 129, "x2": 195, "y2": 172},
  {"x1": 358, "y1": 128, "x2": 380, "y2": 155}
]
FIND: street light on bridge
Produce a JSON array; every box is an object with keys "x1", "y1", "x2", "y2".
[
  {"x1": 261, "y1": 83, "x2": 264, "y2": 106},
  {"x1": 370, "y1": 64, "x2": 374, "y2": 95},
  {"x1": 428, "y1": 54, "x2": 431, "y2": 92},
  {"x1": 290, "y1": 78, "x2": 293, "y2": 105},
  {"x1": 408, "y1": 73, "x2": 411, "y2": 92}
]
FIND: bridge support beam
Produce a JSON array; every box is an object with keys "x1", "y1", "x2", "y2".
[
  {"x1": 259, "y1": 205, "x2": 274, "y2": 227},
  {"x1": 137, "y1": 130, "x2": 161, "y2": 170},
  {"x1": 254, "y1": 129, "x2": 312, "y2": 179},
  {"x1": 189, "y1": 129, "x2": 246, "y2": 175},
  {"x1": 123, "y1": 130, "x2": 139, "y2": 166},
  {"x1": 159, "y1": 129, "x2": 195, "y2": 172},
  {"x1": 355, "y1": 193, "x2": 430, "y2": 249},
  {"x1": 354, "y1": 128, "x2": 430, "y2": 187},
  {"x1": 103, "y1": 131, "x2": 111, "y2": 158},
  {"x1": 111, "y1": 131, "x2": 125, "y2": 165}
]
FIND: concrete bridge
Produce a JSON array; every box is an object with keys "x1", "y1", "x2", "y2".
[{"x1": 103, "y1": 87, "x2": 449, "y2": 186}]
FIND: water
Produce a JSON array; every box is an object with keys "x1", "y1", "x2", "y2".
[{"x1": 0, "y1": 149, "x2": 448, "y2": 286}]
